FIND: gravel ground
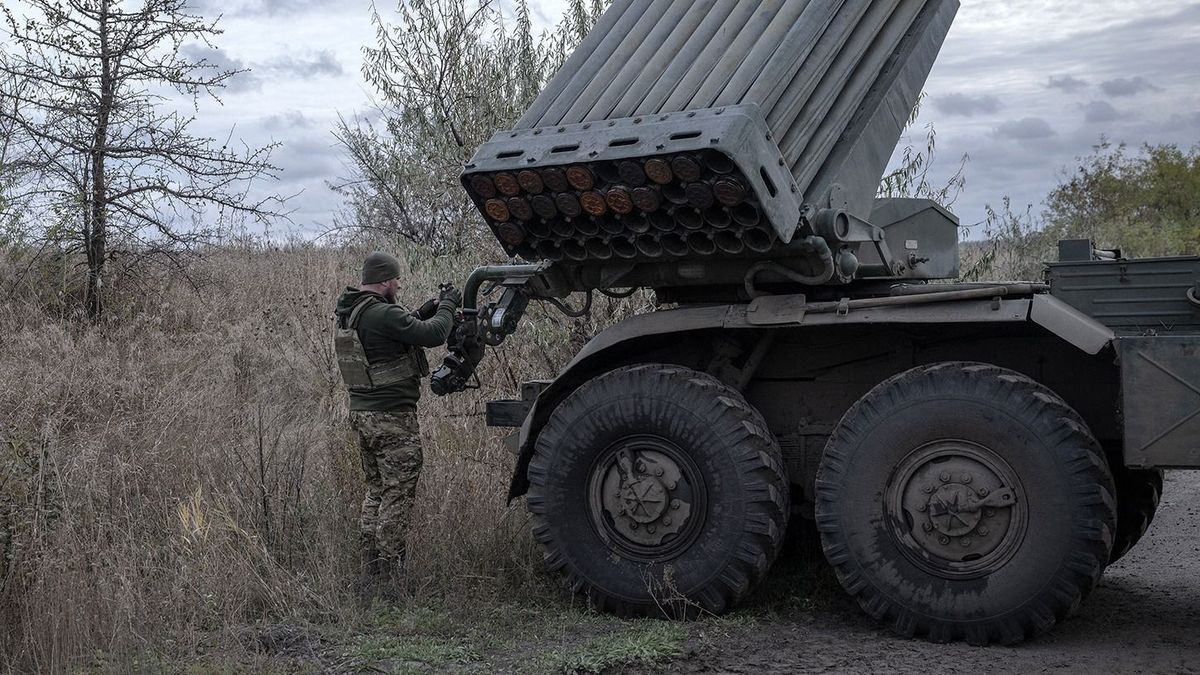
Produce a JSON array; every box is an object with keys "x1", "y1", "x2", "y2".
[{"x1": 654, "y1": 471, "x2": 1200, "y2": 674}]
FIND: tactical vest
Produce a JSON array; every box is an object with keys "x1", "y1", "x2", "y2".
[{"x1": 335, "y1": 296, "x2": 430, "y2": 392}]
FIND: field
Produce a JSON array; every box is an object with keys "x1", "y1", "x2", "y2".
[{"x1": 3, "y1": 240, "x2": 1200, "y2": 674}]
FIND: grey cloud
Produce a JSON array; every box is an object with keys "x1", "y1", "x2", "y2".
[
  {"x1": 1099, "y1": 76, "x2": 1160, "y2": 97},
  {"x1": 260, "y1": 50, "x2": 345, "y2": 79},
  {"x1": 190, "y1": 0, "x2": 323, "y2": 17},
  {"x1": 1047, "y1": 75, "x2": 1088, "y2": 93},
  {"x1": 1081, "y1": 100, "x2": 1122, "y2": 124},
  {"x1": 934, "y1": 93, "x2": 1003, "y2": 117},
  {"x1": 993, "y1": 117, "x2": 1057, "y2": 141},
  {"x1": 262, "y1": 110, "x2": 311, "y2": 131},
  {"x1": 179, "y1": 44, "x2": 262, "y2": 93}
]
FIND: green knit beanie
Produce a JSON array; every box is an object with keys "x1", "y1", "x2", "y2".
[{"x1": 361, "y1": 251, "x2": 401, "y2": 284}]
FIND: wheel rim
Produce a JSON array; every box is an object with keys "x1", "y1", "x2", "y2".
[
  {"x1": 586, "y1": 435, "x2": 708, "y2": 562},
  {"x1": 885, "y1": 440, "x2": 1028, "y2": 579}
]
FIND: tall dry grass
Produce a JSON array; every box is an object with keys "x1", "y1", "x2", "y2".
[{"x1": 0, "y1": 240, "x2": 650, "y2": 671}]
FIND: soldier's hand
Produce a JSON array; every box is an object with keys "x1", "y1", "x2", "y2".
[
  {"x1": 439, "y1": 284, "x2": 462, "y2": 308},
  {"x1": 415, "y1": 297, "x2": 439, "y2": 320}
]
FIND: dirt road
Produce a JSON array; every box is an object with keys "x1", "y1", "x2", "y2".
[{"x1": 655, "y1": 471, "x2": 1200, "y2": 674}]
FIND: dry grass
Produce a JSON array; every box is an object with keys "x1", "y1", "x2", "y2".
[{"x1": 0, "y1": 239, "x2": 651, "y2": 672}]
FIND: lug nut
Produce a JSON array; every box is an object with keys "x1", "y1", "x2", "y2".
[
  {"x1": 655, "y1": 468, "x2": 664, "y2": 477},
  {"x1": 938, "y1": 536, "x2": 950, "y2": 545},
  {"x1": 939, "y1": 472, "x2": 951, "y2": 483},
  {"x1": 630, "y1": 522, "x2": 638, "y2": 530},
  {"x1": 962, "y1": 474, "x2": 973, "y2": 484},
  {"x1": 663, "y1": 518, "x2": 672, "y2": 526},
  {"x1": 917, "y1": 503, "x2": 927, "y2": 512},
  {"x1": 978, "y1": 488, "x2": 990, "y2": 497},
  {"x1": 961, "y1": 537, "x2": 972, "y2": 548},
  {"x1": 922, "y1": 523, "x2": 933, "y2": 532},
  {"x1": 647, "y1": 525, "x2": 656, "y2": 534},
  {"x1": 978, "y1": 527, "x2": 990, "y2": 536},
  {"x1": 672, "y1": 500, "x2": 681, "y2": 510},
  {"x1": 923, "y1": 485, "x2": 935, "y2": 494}
]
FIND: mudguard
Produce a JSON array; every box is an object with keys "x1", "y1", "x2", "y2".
[{"x1": 508, "y1": 292, "x2": 1115, "y2": 499}]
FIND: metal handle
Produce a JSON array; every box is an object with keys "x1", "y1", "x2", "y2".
[{"x1": 1187, "y1": 286, "x2": 1200, "y2": 308}]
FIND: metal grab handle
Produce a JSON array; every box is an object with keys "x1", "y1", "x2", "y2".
[{"x1": 1188, "y1": 286, "x2": 1200, "y2": 308}]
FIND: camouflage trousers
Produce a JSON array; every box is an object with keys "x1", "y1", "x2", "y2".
[{"x1": 349, "y1": 411, "x2": 423, "y2": 571}]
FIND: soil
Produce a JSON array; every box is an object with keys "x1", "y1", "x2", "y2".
[{"x1": 651, "y1": 471, "x2": 1200, "y2": 674}]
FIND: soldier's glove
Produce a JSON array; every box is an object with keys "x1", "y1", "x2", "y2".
[
  {"x1": 438, "y1": 284, "x2": 462, "y2": 309},
  {"x1": 415, "y1": 298, "x2": 439, "y2": 320}
]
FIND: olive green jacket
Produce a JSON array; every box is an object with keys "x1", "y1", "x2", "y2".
[{"x1": 334, "y1": 287, "x2": 457, "y2": 412}]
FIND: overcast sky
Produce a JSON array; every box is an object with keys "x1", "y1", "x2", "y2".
[{"x1": 182, "y1": 0, "x2": 1200, "y2": 237}]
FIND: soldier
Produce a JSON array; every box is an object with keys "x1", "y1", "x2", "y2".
[{"x1": 333, "y1": 251, "x2": 461, "y2": 590}]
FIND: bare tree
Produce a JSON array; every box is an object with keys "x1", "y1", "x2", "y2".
[
  {"x1": 0, "y1": 0, "x2": 286, "y2": 318},
  {"x1": 331, "y1": 0, "x2": 604, "y2": 253}
]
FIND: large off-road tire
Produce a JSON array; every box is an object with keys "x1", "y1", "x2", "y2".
[
  {"x1": 526, "y1": 364, "x2": 789, "y2": 617},
  {"x1": 816, "y1": 362, "x2": 1116, "y2": 645},
  {"x1": 1109, "y1": 466, "x2": 1163, "y2": 564}
]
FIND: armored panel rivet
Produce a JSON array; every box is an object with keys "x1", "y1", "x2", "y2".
[
  {"x1": 583, "y1": 123, "x2": 591, "y2": 129},
  {"x1": 557, "y1": 126, "x2": 565, "y2": 133},
  {"x1": 533, "y1": 129, "x2": 542, "y2": 135},
  {"x1": 607, "y1": 121, "x2": 615, "y2": 127},
  {"x1": 634, "y1": 117, "x2": 642, "y2": 124},
  {"x1": 778, "y1": 158, "x2": 785, "y2": 166},
  {"x1": 686, "y1": 112, "x2": 696, "y2": 118}
]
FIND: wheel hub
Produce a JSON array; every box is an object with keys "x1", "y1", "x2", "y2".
[
  {"x1": 590, "y1": 441, "x2": 701, "y2": 554},
  {"x1": 888, "y1": 442, "x2": 1027, "y2": 578}
]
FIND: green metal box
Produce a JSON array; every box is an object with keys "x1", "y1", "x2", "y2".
[{"x1": 1046, "y1": 257, "x2": 1200, "y2": 334}]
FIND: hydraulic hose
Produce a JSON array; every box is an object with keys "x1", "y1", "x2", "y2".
[
  {"x1": 743, "y1": 236, "x2": 835, "y2": 298},
  {"x1": 462, "y1": 264, "x2": 545, "y2": 310}
]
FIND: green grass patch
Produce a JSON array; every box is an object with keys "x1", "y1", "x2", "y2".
[
  {"x1": 342, "y1": 633, "x2": 482, "y2": 671},
  {"x1": 533, "y1": 619, "x2": 686, "y2": 674}
]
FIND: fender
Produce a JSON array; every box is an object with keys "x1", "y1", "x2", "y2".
[{"x1": 507, "y1": 291, "x2": 1115, "y2": 500}]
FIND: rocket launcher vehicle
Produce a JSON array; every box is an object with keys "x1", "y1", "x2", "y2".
[{"x1": 461, "y1": 0, "x2": 964, "y2": 301}]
